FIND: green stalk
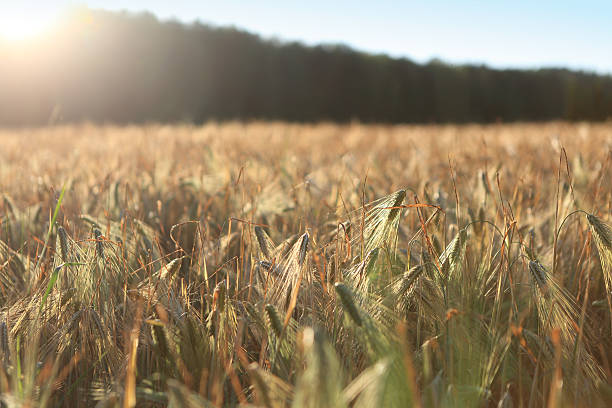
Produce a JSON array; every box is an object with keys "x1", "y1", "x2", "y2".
[{"x1": 34, "y1": 184, "x2": 66, "y2": 273}]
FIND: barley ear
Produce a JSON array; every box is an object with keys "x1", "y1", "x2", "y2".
[
  {"x1": 528, "y1": 260, "x2": 549, "y2": 293},
  {"x1": 586, "y1": 213, "x2": 612, "y2": 285},
  {"x1": 93, "y1": 228, "x2": 105, "y2": 261},
  {"x1": 334, "y1": 282, "x2": 362, "y2": 326},
  {"x1": 57, "y1": 226, "x2": 69, "y2": 262},
  {"x1": 254, "y1": 225, "x2": 275, "y2": 260},
  {"x1": 265, "y1": 304, "x2": 283, "y2": 338},
  {"x1": 0, "y1": 321, "x2": 9, "y2": 368},
  {"x1": 586, "y1": 214, "x2": 612, "y2": 328}
]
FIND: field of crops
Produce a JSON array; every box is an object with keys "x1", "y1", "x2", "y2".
[{"x1": 0, "y1": 122, "x2": 611, "y2": 407}]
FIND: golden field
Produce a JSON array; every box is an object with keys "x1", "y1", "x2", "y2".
[{"x1": 0, "y1": 122, "x2": 611, "y2": 407}]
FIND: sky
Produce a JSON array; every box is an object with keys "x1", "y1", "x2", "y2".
[{"x1": 2, "y1": 0, "x2": 611, "y2": 74}]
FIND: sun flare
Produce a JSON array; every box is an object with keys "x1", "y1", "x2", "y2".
[{"x1": 0, "y1": 7, "x2": 60, "y2": 42}]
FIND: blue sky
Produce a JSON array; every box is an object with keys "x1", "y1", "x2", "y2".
[{"x1": 3, "y1": 1, "x2": 612, "y2": 73}]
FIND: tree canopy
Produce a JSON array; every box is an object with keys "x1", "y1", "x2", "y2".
[{"x1": 1, "y1": 9, "x2": 611, "y2": 125}]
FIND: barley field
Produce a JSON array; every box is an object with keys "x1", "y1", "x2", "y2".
[{"x1": 0, "y1": 122, "x2": 611, "y2": 407}]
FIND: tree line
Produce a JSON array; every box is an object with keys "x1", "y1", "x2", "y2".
[{"x1": 1, "y1": 9, "x2": 611, "y2": 125}]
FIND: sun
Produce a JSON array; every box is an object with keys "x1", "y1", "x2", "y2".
[{"x1": 0, "y1": 6, "x2": 61, "y2": 42}]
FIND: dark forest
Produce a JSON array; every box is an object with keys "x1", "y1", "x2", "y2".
[{"x1": 1, "y1": 9, "x2": 611, "y2": 125}]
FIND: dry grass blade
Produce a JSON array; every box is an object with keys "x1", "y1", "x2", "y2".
[{"x1": 124, "y1": 302, "x2": 144, "y2": 408}]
